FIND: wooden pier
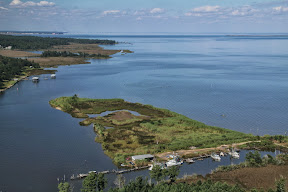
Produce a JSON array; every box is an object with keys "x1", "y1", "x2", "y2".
[{"x1": 70, "y1": 166, "x2": 151, "y2": 180}]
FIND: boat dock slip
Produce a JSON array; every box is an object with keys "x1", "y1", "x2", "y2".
[
  {"x1": 191, "y1": 155, "x2": 211, "y2": 160},
  {"x1": 70, "y1": 166, "x2": 151, "y2": 180}
]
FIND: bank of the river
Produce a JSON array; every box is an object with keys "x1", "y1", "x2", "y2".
[
  {"x1": 176, "y1": 153, "x2": 288, "y2": 191},
  {"x1": 49, "y1": 96, "x2": 254, "y2": 166},
  {"x1": 0, "y1": 67, "x2": 57, "y2": 93},
  {"x1": 0, "y1": 34, "x2": 133, "y2": 93}
]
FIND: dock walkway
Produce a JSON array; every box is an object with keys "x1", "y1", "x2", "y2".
[{"x1": 70, "y1": 166, "x2": 150, "y2": 180}]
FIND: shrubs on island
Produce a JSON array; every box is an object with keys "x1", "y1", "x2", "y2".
[{"x1": 40, "y1": 50, "x2": 110, "y2": 58}]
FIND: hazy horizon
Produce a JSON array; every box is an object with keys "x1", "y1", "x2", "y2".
[{"x1": 0, "y1": 0, "x2": 287, "y2": 33}]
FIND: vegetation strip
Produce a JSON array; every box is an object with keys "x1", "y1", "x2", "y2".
[{"x1": 49, "y1": 95, "x2": 253, "y2": 165}]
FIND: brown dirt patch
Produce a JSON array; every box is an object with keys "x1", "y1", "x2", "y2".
[
  {"x1": 207, "y1": 164, "x2": 288, "y2": 191},
  {"x1": 105, "y1": 111, "x2": 148, "y2": 121},
  {"x1": 0, "y1": 50, "x2": 40, "y2": 57},
  {"x1": 156, "y1": 141, "x2": 258, "y2": 160},
  {"x1": 27, "y1": 57, "x2": 90, "y2": 67}
]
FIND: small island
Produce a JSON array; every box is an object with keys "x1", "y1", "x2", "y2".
[{"x1": 49, "y1": 95, "x2": 253, "y2": 165}]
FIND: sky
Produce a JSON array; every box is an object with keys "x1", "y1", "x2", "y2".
[{"x1": 0, "y1": 0, "x2": 287, "y2": 33}]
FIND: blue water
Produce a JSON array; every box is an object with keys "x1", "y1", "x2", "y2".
[{"x1": 0, "y1": 34, "x2": 288, "y2": 191}]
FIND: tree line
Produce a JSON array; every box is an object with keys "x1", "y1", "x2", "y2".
[
  {"x1": 0, "y1": 55, "x2": 40, "y2": 88},
  {"x1": 0, "y1": 34, "x2": 116, "y2": 50},
  {"x1": 41, "y1": 51, "x2": 110, "y2": 58}
]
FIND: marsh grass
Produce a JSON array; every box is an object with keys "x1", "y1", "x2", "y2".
[{"x1": 49, "y1": 96, "x2": 253, "y2": 165}]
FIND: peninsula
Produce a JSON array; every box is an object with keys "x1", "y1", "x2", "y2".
[{"x1": 49, "y1": 95, "x2": 253, "y2": 165}]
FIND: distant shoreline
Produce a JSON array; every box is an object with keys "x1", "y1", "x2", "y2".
[
  {"x1": 0, "y1": 31, "x2": 66, "y2": 35},
  {"x1": 226, "y1": 35, "x2": 288, "y2": 37}
]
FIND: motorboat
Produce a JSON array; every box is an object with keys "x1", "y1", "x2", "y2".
[
  {"x1": 231, "y1": 151, "x2": 240, "y2": 159},
  {"x1": 185, "y1": 158, "x2": 195, "y2": 163},
  {"x1": 166, "y1": 159, "x2": 183, "y2": 167},
  {"x1": 166, "y1": 155, "x2": 183, "y2": 167},
  {"x1": 211, "y1": 153, "x2": 221, "y2": 161},
  {"x1": 32, "y1": 77, "x2": 39, "y2": 82},
  {"x1": 51, "y1": 74, "x2": 56, "y2": 79}
]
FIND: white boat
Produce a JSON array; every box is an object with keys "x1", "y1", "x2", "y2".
[
  {"x1": 220, "y1": 152, "x2": 225, "y2": 156},
  {"x1": 166, "y1": 159, "x2": 183, "y2": 167},
  {"x1": 185, "y1": 158, "x2": 195, "y2": 163},
  {"x1": 51, "y1": 74, "x2": 56, "y2": 79},
  {"x1": 231, "y1": 151, "x2": 240, "y2": 159},
  {"x1": 211, "y1": 153, "x2": 221, "y2": 161},
  {"x1": 32, "y1": 77, "x2": 39, "y2": 81}
]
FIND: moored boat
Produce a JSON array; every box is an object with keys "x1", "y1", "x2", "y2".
[
  {"x1": 32, "y1": 77, "x2": 39, "y2": 82},
  {"x1": 51, "y1": 74, "x2": 56, "y2": 79},
  {"x1": 185, "y1": 158, "x2": 195, "y2": 163},
  {"x1": 211, "y1": 153, "x2": 221, "y2": 161},
  {"x1": 166, "y1": 154, "x2": 183, "y2": 167}
]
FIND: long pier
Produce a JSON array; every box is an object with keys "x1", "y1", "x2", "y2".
[
  {"x1": 70, "y1": 153, "x2": 231, "y2": 180},
  {"x1": 70, "y1": 166, "x2": 150, "y2": 180}
]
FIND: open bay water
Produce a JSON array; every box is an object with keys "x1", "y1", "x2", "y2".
[{"x1": 0, "y1": 34, "x2": 288, "y2": 191}]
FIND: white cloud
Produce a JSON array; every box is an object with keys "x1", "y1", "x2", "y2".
[
  {"x1": 150, "y1": 8, "x2": 164, "y2": 14},
  {"x1": 102, "y1": 10, "x2": 120, "y2": 15},
  {"x1": 0, "y1": 6, "x2": 9, "y2": 10},
  {"x1": 9, "y1": 0, "x2": 55, "y2": 7},
  {"x1": 273, "y1": 6, "x2": 288, "y2": 12},
  {"x1": 192, "y1": 6, "x2": 220, "y2": 12},
  {"x1": 231, "y1": 10, "x2": 246, "y2": 16},
  {"x1": 10, "y1": 0, "x2": 22, "y2": 5}
]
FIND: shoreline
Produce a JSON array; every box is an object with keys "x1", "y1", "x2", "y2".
[
  {"x1": 49, "y1": 96, "x2": 253, "y2": 166},
  {"x1": 0, "y1": 46, "x2": 132, "y2": 93},
  {"x1": 0, "y1": 68, "x2": 57, "y2": 93}
]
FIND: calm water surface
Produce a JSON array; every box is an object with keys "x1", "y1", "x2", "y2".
[{"x1": 0, "y1": 34, "x2": 288, "y2": 191}]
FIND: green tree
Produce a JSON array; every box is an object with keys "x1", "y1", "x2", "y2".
[
  {"x1": 58, "y1": 182, "x2": 71, "y2": 192},
  {"x1": 276, "y1": 176, "x2": 286, "y2": 192},
  {"x1": 122, "y1": 177, "x2": 151, "y2": 192},
  {"x1": 246, "y1": 151, "x2": 263, "y2": 167},
  {"x1": 81, "y1": 172, "x2": 98, "y2": 192},
  {"x1": 165, "y1": 166, "x2": 180, "y2": 183},
  {"x1": 97, "y1": 173, "x2": 107, "y2": 191},
  {"x1": 114, "y1": 174, "x2": 126, "y2": 189},
  {"x1": 149, "y1": 165, "x2": 165, "y2": 183},
  {"x1": 81, "y1": 172, "x2": 107, "y2": 192}
]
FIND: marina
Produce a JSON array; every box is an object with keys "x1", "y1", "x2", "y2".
[{"x1": 69, "y1": 151, "x2": 243, "y2": 180}]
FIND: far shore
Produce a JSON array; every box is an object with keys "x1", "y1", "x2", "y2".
[
  {"x1": 0, "y1": 68, "x2": 57, "y2": 93},
  {"x1": 0, "y1": 42, "x2": 133, "y2": 92}
]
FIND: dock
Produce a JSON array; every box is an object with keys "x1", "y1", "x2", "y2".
[{"x1": 70, "y1": 166, "x2": 151, "y2": 180}]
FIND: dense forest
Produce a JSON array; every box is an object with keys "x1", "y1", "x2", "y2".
[
  {"x1": 0, "y1": 34, "x2": 116, "y2": 50},
  {"x1": 0, "y1": 55, "x2": 40, "y2": 88},
  {"x1": 41, "y1": 50, "x2": 110, "y2": 58}
]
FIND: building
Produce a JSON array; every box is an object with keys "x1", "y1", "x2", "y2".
[{"x1": 131, "y1": 154, "x2": 154, "y2": 161}]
